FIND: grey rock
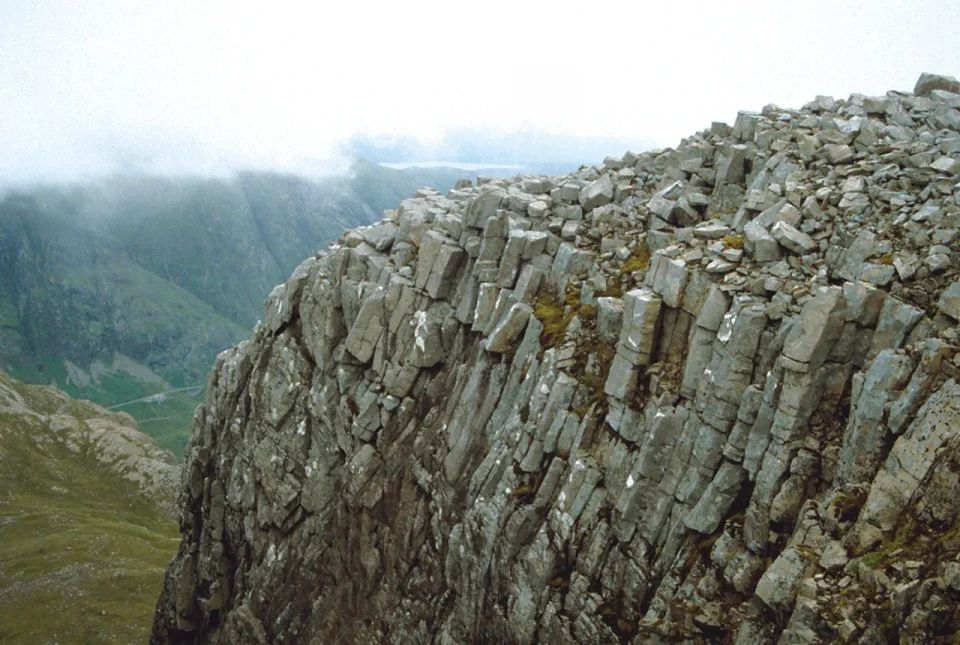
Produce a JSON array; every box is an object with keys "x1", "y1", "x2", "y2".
[
  {"x1": 938, "y1": 281, "x2": 960, "y2": 320},
  {"x1": 755, "y1": 547, "x2": 808, "y2": 610},
  {"x1": 782, "y1": 287, "x2": 847, "y2": 371},
  {"x1": 819, "y1": 540, "x2": 849, "y2": 571},
  {"x1": 716, "y1": 144, "x2": 748, "y2": 186},
  {"x1": 596, "y1": 297, "x2": 623, "y2": 342},
  {"x1": 464, "y1": 188, "x2": 506, "y2": 228},
  {"x1": 685, "y1": 462, "x2": 746, "y2": 534},
  {"x1": 914, "y1": 72, "x2": 960, "y2": 97},
  {"x1": 645, "y1": 253, "x2": 688, "y2": 308},
  {"x1": 152, "y1": 76, "x2": 960, "y2": 645},
  {"x1": 485, "y1": 302, "x2": 533, "y2": 353},
  {"x1": 930, "y1": 156, "x2": 960, "y2": 175},
  {"x1": 860, "y1": 379, "x2": 960, "y2": 531},
  {"x1": 869, "y1": 297, "x2": 924, "y2": 357},
  {"x1": 745, "y1": 219, "x2": 783, "y2": 263},
  {"x1": 578, "y1": 175, "x2": 614, "y2": 212},
  {"x1": 617, "y1": 288, "x2": 663, "y2": 366},
  {"x1": 416, "y1": 231, "x2": 465, "y2": 299},
  {"x1": 359, "y1": 222, "x2": 399, "y2": 252},
  {"x1": 771, "y1": 221, "x2": 816, "y2": 255}
]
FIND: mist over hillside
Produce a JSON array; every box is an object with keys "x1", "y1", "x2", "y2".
[{"x1": 0, "y1": 160, "x2": 471, "y2": 453}]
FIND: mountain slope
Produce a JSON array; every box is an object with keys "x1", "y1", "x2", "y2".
[
  {"x1": 0, "y1": 161, "x2": 472, "y2": 454},
  {"x1": 0, "y1": 370, "x2": 180, "y2": 644},
  {"x1": 153, "y1": 73, "x2": 960, "y2": 643}
]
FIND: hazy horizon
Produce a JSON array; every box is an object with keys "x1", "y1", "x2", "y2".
[{"x1": 1, "y1": 0, "x2": 958, "y2": 184}]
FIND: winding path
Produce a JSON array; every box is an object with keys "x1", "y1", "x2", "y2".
[{"x1": 106, "y1": 385, "x2": 203, "y2": 410}]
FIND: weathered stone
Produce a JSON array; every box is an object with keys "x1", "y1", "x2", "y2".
[
  {"x1": 860, "y1": 380, "x2": 960, "y2": 531},
  {"x1": 930, "y1": 156, "x2": 960, "y2": 175},
  {"x1": 484, "y1": 303, "x2": 532, "y2": 353},
  {"x1": 869, "y1": 297, "x2": 924, "y2": 357},
  {"x1": 771, "y1": 221, "x2": 816, "y2": 254},
  {"x1": 818, "y1": 540, "x2": 849, "y2": 571},
  {"x1": 344, "y1": 289, "x2": 386, "y2": 363},
  {"x1": 843, "y1": 281, "x2": 886, "y2": 327},
  {"x1": 755, "y1": 547, "x2": 808, "y2": 610},
  {"x1": 464, "y1": 188, "x2": 505, "y2": 228},
  {"x1": 416, "y1": 231, "x2": 465, "y2": 299},
  {"x1": 685, "y1": 462, "x2": 746, "y2": 534},
  {"x1": 152, "y1": 75, "x2": 960, "y2": 645},
  {"x1": 596, "y1": 297, "x2": 623, "y2": 341},
  {"x1": 358, "y1": 222, "x2": 399, "y2": 252},
  {"x1": 578, "y1": 175, "x2": 614, "y2": 212},
  {"x1": 745, "y1": 219, "x2": 783, "y2": 263},
  {"x1": 645, "y1": 253, "x2": 688, "y2": 308},
  {"x1": 617, "y1": 288, "x2": 662, "y2": 366},
  {"x1": 604, "y1": 352, "x2": 639, "y2": 400},
  {"x1": 938, "y1": 281, "x2": 960, "y2": 320},
  {"x1": 914, "y1": 72, "x2": 960, "y2": 97},
  {"x1": 782, "y1": 287, "x2": 847, "y2": 371}
]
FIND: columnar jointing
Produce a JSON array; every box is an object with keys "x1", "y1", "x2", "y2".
[{"x1": 153, "y1": 73, "x2": 960, "y2": 644}]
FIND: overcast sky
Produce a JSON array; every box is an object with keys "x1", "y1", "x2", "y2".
[{"x1": 1, "y1": 0, "x2": 958, "y2": 182}]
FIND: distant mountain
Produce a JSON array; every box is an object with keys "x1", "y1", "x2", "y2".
[
  {"x1": 346, "y1": 126, "x2": 654, "y2": 175},
  {"x1": 0, "y1": 160, "x2": 470, "y2": 454},
  {"x1": 0, "y1": 370, "x2": 179, "y2": 644}
]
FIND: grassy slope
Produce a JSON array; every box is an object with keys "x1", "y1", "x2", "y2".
[
  {"x1": 3, "y1": 354, "x2": 202, "y2": 458},
  {"x1": 0, "y1": 376, "x2": 180, "y2": 644}
]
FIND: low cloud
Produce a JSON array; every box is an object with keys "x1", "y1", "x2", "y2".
[{"x1": 1, "y1": 0, "x2": 958, "y2": 185}]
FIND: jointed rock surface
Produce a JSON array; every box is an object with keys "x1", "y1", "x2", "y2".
[{"x1": 153, "y1": 74, "x2": 960, "y2": 644}]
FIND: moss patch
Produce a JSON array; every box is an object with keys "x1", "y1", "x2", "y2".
[
  {"x1": 722, "y1": 235, "x2": 745, "y2": 250},
  {"x1": 619, "y1": 240, "x2": 651, "y2": 277},
  {"x1": 534, "y1": 292, "x2": 575, "y2": 353}
]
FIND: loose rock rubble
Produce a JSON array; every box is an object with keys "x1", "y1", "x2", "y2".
[{"x1": 153, "y1": 74, "x2": 960, "y2": 644}]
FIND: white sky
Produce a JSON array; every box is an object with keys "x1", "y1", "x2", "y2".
[{"x1": 1, "y1": 0, "x2": 958, "y2": 182}]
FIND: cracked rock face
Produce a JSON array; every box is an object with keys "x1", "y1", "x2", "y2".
[{"x1": 153, "y1": 74, "x2": 960, "y2": 644}]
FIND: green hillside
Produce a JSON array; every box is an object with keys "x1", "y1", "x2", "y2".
[
  {"x1": 0, "y1": 371, "x2": 180, "y2": 644},
  {"x1": 0, "y1": 162, "x2": 468, "y2": 456}
]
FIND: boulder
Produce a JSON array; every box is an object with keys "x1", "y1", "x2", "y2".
[
  {"x1": 914, "y1": 72, "x2": 960, "y2": 97},
  {"x1": 938, "y1": 281, "x2": 960, "y2": 320},
  {"x1": 578, "y1": 175, "x2": 614, "y2": 212}
]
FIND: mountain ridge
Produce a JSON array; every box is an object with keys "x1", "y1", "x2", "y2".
[{"x1": 152, "y1": 74, "x2": 960, "y2": 643}]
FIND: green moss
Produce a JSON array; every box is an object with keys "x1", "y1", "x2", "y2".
[
  {"x1": 857, "y1": 512, "x2": 927, "y2": 571},
  {"x1": 860, "y1": 550, "x2": 885, "y2": 568},
  {"x1": 619, "y1": 240, "x2": 651, "y2": 276},
  {"x1": 547, "y1": 576, "x2": 569, "y2": 589},
  {"x1": 833, "y1": 491, "x2": 865, "y2": 523},
  {"x1": 595, "y1": 276, "x2": 623, "y2": 299},
  {"x1": 534, "y1": 292, "x2": 574, "y2": 351},
  {"x1": 722, "y1": 235, "x2": 745, "y2": 250},
  {"x1": 879, "y1": 253, "x2": 894, "y2": 266}
]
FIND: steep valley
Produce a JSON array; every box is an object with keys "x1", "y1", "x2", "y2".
[{"x1": 0, "y1": 162, "x2": 470, "y2": 457}]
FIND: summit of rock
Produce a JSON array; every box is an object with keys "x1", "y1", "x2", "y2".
[{"x1": 153, "y1": 74, "x2": 960, "y2": 644}]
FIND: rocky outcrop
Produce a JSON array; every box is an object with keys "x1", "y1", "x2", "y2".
[
  {"x1": 0, "y1": 370, "x2": 180, "y2": 514},
  {"x1": 153, "y1": 74, "x2": 960, "y2": 644}
]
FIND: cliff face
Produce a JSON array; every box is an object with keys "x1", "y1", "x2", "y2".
[{"x1": 153, "y1": 74, "x2": 960, "y2": 644}]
